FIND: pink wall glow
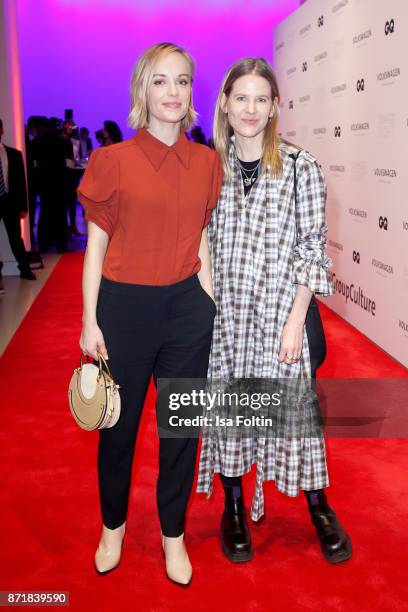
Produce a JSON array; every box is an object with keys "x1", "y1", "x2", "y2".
[{"x1": 17, "y1": 0, "x2": 300, "y2": 141}]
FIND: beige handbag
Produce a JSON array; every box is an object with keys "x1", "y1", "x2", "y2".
[{"x1": 68, "y1": 353, "x2": 121, "y2": 430}]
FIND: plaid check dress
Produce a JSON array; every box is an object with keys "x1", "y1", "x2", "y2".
[{"x1": 197, "y1": 140, "x2": 335, "y2": 521}]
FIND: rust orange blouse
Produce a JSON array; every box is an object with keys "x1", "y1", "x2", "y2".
[{"x1": 77, "y1": 128, "x2": 223, "y2": 285}]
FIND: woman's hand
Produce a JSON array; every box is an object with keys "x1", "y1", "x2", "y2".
[
  {"x1": 197, "y1": 228, "x2": 216, "y2": 302},
  {"x1": 80, "y1": 321, "x2": 108, "y2": 360},
  {"x1": 277, "y1": 320, "x2": 303, "y2": 365}
]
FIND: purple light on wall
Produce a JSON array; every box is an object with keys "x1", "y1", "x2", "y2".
[{"x1": 18, "y1": 0, "x2": 300, "y2": 141}]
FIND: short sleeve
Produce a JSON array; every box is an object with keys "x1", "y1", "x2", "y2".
[
  {"x1": 203, "y1": 150, "x2": 223, "y2": 228},
  {"x1": 77, "y1": 147, "x2": 119, "y2": 237}
]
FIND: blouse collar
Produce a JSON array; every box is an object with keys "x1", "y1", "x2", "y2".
[{"x1": 134, "y1": 127, "x2": 190, "y2": 171}]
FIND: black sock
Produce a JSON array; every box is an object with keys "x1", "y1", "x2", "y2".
[
  {"x1": 305, "y1": 488, "x2": 328, "y2": 507},
  {"x1": 220, "y1": 474, "x2": 243, "y2": 498}
]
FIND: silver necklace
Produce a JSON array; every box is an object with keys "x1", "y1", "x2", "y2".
[{"x1": 237, "y1": 159, "x2": 262, "y2": 186}]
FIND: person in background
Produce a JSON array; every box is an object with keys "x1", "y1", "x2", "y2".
[
  {"x1": 102, "y1": 120, "x2": 123, "y2": 145},
  {"x1": 95, "y1": 129, "x2": 106, "y2": 147},
  {"x1": 0, "y1": 118, "x2": 36, "y2": 286},
  {"x1": 77, "y1": 127, "x2": 93, "y2": 221},
  {"x1": 62, "y1": 120, "x2": 81, "y2": 236},
  {"x1": 25, "y1": 116, "x2": 44, "y2": 244},
  {"x1": 190, "y1": 125, "x2": 207, "y2": 145},
  {"x1": 79, "y1": 127, "x2": 93, "y2": 160},
  {"x1": 33, "y1": 118, "x2": 68, "y2": 252}
]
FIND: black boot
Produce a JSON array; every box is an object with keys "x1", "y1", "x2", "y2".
[
  {"x1": 305, "y1": 490, "x2": 352, "y2": 564},
  {"x1": 220, "y1": 485, "x2": 253, "y2": 563}
]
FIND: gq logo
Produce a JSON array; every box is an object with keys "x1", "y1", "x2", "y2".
[
  {"x1": 385, "y1": 19, "x2": 395, "y2": 35},
  {"x1": 353, "y1": 251, "x2": 361, "y2": 263},
  {"x1": 289, "y1": 100, "x2": 294, "y2": 109},
  {"x1": 302, "y1": 61, "x2": 308, "y2": 72},
  {"x1": 356, "y1": 79, "x2": 365, "y2": 92},
  {"x1": 318, "y1": 15, "x2": 324, "y2": 27},
  {"x1": 334, "y1": 126, "x2": 341, "y2": 137},
  {"x1": 379, "y1": 216, "x2": 388, "y2": 230}
]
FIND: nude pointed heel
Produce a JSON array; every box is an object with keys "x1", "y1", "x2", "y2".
[
  {"x1": 94, "y1": 522, "x2": 126, "y2": 575},
  {"x1": 162, "y1": 533, "x2": 192, "y2": 587}
]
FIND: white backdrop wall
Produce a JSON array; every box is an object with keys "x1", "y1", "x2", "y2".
[{"x1": 274, "y1": 0, "x2": 408, "y2": 368}]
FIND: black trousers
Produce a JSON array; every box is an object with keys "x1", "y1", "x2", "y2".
[
  {"x1": 96, "y1": 274, "x2": 216, "y2": 536},
  {"x1": 0, "y1": 194, "x2": 30, "y2": 271},
  {"x1": 220, "y1": 295, "x2": 327, "y2": 490}
]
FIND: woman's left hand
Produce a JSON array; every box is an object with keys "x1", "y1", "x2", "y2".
[{"x1": 278, "y1": 320, "x2": 304, "y2": 364}]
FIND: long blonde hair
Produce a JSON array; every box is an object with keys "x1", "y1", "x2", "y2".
[
  {"x1": 128, "y1": 42, "x2": 197, "y2": 131},
  {"x1": 213, "y1": 58, "x2": 283, "y2": 180}
]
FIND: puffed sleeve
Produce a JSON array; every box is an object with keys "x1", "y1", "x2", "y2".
[
  {"x1": 77, "y1": 147, "x2": 119, "y2": 238},
  {"x1": 293, "y1": 152, "x2": 335, "y2": 296},
  {"x1": 203, "y1": 150, "x2": 223, "y2": 228}
]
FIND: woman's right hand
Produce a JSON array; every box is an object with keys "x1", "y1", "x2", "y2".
[{"x1": 80, "y1": 321, "x2": 109, "y2": 360}]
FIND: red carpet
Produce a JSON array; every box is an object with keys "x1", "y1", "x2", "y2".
[{"x1": 1, "y1": 253, "x2": 407, "y2": 611}]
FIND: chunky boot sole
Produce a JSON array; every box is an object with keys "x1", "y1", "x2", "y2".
[
  {"x1": 320, "y1": 535, "x2": 352, "y2": 564},
  {"x1": 220, "y1": 537, "x2": 254, "y2": 563}
]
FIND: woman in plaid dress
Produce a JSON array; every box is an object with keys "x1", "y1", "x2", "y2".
[{"x1": 197, "y1": 58, "x2": 352, "y2": 565}]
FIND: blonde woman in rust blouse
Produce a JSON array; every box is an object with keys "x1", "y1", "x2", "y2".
[{"x1": 77, "y1": 43, "x2": 222, "y2": 586}]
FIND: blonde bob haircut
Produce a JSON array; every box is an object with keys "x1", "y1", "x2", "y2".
[
  {"x1": 128, "y1": 42, "x2": 197, "y2": 131},
  {"x1": 213, "y1": 57, "x2": 283, "y2": 180}
]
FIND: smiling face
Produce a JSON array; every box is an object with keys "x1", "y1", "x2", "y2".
[
  {"x1": 222, "y1": 74, "x2": 274, "y2": 140},
  {"x1": 146, "y1": 52, "x2": 192, "y2": 128}
]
